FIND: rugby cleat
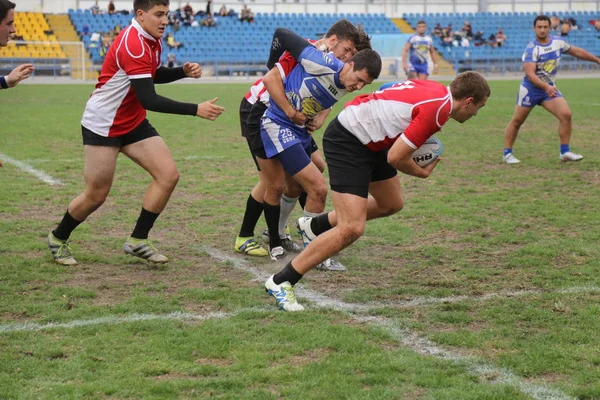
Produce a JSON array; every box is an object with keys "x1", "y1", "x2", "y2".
[
  {"x1": 268, "y1": 245, "x2": 285, "y2": 261},
  {"x1": 560, "y1": 151, "x2": 583, "y2": 162},
  {"x1": 235, "y1": 236, "x2": 269, "y2": 257},
  {"x1": 261, "y1": 229, "x2": 302, "y2": 253},
  {"x1": 46, "y1": 232, "x2": 78, "y2": 266},
  {"x1": 503, "y1": 153, "x2": 521, "y2": 164},
  {"x1": 296, "y1": 216, "x2": 317, "y2": 248},
  {"x1": 265, "y1": 275, "x2": 304, "y2": 311},
  {"x1": 316, "y1": 258, "x2": 347, "y2": 272},
  {"x1": 123, "y1": 237, "x2": 169, "y2": 263}
]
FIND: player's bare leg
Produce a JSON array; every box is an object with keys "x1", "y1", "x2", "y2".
[
  {"x1": 120, "y1": 136, "x2": 179, "y2": 263},
  {"x1": 47, "y1": 145, "x2": 120, "y2": 265},
  {"x1": 417, "y1": 73, "x2": 429, "y2": 80},
  {"x1": 503, "y1": 105, "x2": 534, "y2": 164},
  {"x1": 541, "y1": 97, "x2": 581, "y2": 161}
]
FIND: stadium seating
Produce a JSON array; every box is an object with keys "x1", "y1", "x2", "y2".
[
  {"x1": 403, "y1": 11, "x2": 600, "y2": 73},
  {"x1": 67, "y1": 10, "x2": 399, "y2": 74}
]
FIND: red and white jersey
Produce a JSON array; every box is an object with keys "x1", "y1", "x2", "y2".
[
  {"x1": 338, "y1": 80, "x2": 453, "y2": 152},
  {"x1": 81, "y1": 18, "x2": 162, "y2": 137},
  {"x1": 244, "y1": 39, "x2": 318, "y2": 106}
]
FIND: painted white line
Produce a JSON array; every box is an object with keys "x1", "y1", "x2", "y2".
[
  {"x1": 0, "y1": 308, "x2": 267, "y2": 334},
  {"x1": 0, "y1": 154, "x2": 63, "y2": 186},
  {"x1": 19, "y1": 155, "x2": 227, "y2": 164},
  {"x1": 203, "y1": 246, "x2": 574, "y2": 400}
]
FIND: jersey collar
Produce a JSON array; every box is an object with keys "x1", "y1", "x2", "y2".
[{"x1": 131, "y1": 18, "x2": 157, "y2": 42}]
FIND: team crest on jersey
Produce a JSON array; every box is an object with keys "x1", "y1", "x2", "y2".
[{"x1": 541, "y1": 59, "x2": 557, "y2": 74}]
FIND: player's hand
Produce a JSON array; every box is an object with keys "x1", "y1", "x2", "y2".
[
  {"x1": 423, "y1": 157, "x2": 442, "y2": 177},
  {"x1": 306, "y1": 113, "x2": 326, "y2": 134},
  {"x1": 6, "y1": 64, "x2": 34, "y2": 87},
  {"x1": 433, "y1": 63, "x2": 439, "y2": 74},
  {"x1": 183, "y1": 62, "x2": 202, "y2": 79},
  {"x1": 402, "y1": 63, "x2": 408, "y2": 73},
  {"x1": 197, "y1": 97, "x2": 225, "y2": 120},
  {"x1": 288, "y1": 110, "x2": 307, "y2": 126},
  {"x1": 545, "y1": 85, "x2": 558, "y2": 97}
]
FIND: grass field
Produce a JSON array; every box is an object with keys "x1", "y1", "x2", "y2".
[{"x1": 1, "y1": 78, "x2": 599, "y2": 399}]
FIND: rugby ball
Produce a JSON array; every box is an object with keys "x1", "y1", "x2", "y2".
[{"x1": 412, "y1": 136, "x2": 443, "y2": 167}]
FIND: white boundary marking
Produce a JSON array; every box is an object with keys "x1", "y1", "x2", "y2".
[
  {"x1": 18, "y1": 155, "x2": 227, "y2": 164},
  {"x1": 0, "y1": 154, "x2": 63, "y2": 185},
  {"x1": 204, "y1": 247, "x2": 574, "y2": 400},
  {"x1": 0, "y1": 308, "x2": 267, "y2": 334}
]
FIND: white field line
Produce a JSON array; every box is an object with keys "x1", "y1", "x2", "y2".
[
  {"x1": 203, "y1": 246, "x2": 574, "y2": 400},
  {"x1": 18, "y1": 155, "x2": 226, "y2": 164},
  {"x1": 0, "y1": 154, "x2": 63, "y2": 186},
  {"x1": 0, "y1": 308, "x2": 268, "y2": 334}
]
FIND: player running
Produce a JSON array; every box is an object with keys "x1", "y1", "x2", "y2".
[
  {"x1": 401, "y1": 20, "x2": 438, "y2": 80},
  {"x1": 503, "y1": 14, "x2": 600, "y2": 164}
]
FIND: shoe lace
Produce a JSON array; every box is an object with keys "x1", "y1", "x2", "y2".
[
  {"x1": 282, "y1": 286, "x2": 297, "y2": 303},
  {"x1": 56, "y1": 243, "x2": 73, "y2": 259}
]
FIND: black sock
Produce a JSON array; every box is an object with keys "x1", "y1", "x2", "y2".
[
  {"x1": 310, "y1": 212, "x2": 333, "y2": 236},
  {"x1": 263, "y1": 202, "x2": 282, "y2": 248},
  {"x1": 131, "y1": 208, "x2": 160, "y2": 240},
  {"x1": 273, "y1": 261, "x2": 303, "y2": 286},
  {"x1": 298, "y1": 192, "x2": 308, "y2": 210},
  {"x1": 239, "y1": 194, "x2": 264, "y2": 237},
  {"x1": 52, "y1": 211, "x2": 83, "y2": 241}
]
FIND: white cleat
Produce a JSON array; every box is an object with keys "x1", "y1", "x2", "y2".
[
  {"x1": 268, "y1": 245, "x2": 285, "y2": 261},
  {"x1": 503, "y1": 153, "x2": 521, "y2": 164},
  {"x1": 265, "y1": 275, "x2": 304, "y2": 311},
  {"x1": 316, "y1": 258, "x2": 347, "y2": 272},
  {"x1": 296, "y1": 216, "x2": 316, "y2": 248},
  {"x1": 560, "y1": 151, "x2": 583, "y2": 162}
]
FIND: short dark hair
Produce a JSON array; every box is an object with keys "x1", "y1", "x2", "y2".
[
  {"x1": 534, "y1": 15, "x2": 551, "y2": 27},
  {"x1": 133, "y1": 0, "x2": 169, "y2": 13},
  {"x1": 450, "y1": 71, "x2": 491, "y2": 104},
  {"x1": 355, "y1": 24, "x2": 372, "y2": 51},
  {"x1": 417, "y1": 20, "x2": 426, "y2": 25},
  {"x1": 325, "y1": 19, "x2": 359, "y2": 45},
  {"x1": 0, "y1": 0, "x2": 16, "y2": 23},
  {"x1": 350, "y1": 49, "x2": 382, "y2": 80}
]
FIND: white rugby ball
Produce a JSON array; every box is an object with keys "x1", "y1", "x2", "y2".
[{"x1": 412, "y1": 136, "x2": 443, "y2": 167}]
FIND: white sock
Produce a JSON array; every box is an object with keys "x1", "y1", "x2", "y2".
[{"x1": 279, "y1": 195, "x2": 298, "y2": 239}]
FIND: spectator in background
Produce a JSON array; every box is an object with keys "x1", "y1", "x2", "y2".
[
  {"x1": 206, "y1": 0, "x2": 213, "y2": 16},
  {"x1": 114, "y1": 22, "x2": 122, "y2": 34},
  {"x1": 561, "y1": 19, "x2": 571, "y2": 36},
  {"x1": 440, "y1": 25, "x2": 453, "y2": 47},
  {"x1": 432, "y1": 23, "x2": 443, "y2": 37},
  {"x1": 166, "y1": 32, "x2": 183, "y2": 49},
  {"x1": 183, "y1": 2, "x2": 193, "y2": 16},
  {"x1": 496, "y1": 28, "x2": 506, "y2": 47},
  {"x1": 91, "y1": 0, "x2": 102, "y2": 15},
  {"x1": 82, "y1": 24, "x2": 90, "y2": 36},
  {"x1": 99, "y1": 33, "x2": 112, "y2": 59},
  {"x1": 202, "y1": 13, "x2": 216, "y2": 27},
  {"x1": 219, "y1": 4, "x2": 228, "y2": 17},
  {"x1": 550, "y1": 15, "x2": 561, "y2": 33},
  {"x1": 473, "y1": 30, "x2": 486, "y2": 46},
  {"x1": 462, "y1": 21, "x2": 473, "y2": 40},
  {"x1": 240, "y1": 4, "x2": 254, "y2": 23},
  {"x1": 167, "y1": 52, "x2": 177, "y2": 68},
  {"x1": 107, "y1": 1, "x2": 115, "y2": 14},
  {"x1": 488, "y1": 32, "x2": 498, "y2": 47}
]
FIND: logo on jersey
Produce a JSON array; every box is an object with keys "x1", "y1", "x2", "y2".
[
  {"x1": 301, "y1": 97, "x2": 324, "y2": 117},
  {"x1": 279, "y1": 127, "x2": 296, "y2": 144},
  {"x1": 523, "y1": 96, "x2": 531, "y2": 106},
  {"x1": 286, "y1": 91, "x2": 301, "y2": 110},
  {"x1": 328, "y1": 84, "x2": 338, "y2": 96},
  {"x1": 540, "y1": 59, "x2": 557, "y2": 74},
  {"x1": 321, "y1": 52, "x2": 333, "y2": 65}
]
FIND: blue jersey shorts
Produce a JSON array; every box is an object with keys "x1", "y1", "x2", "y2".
[
  {"x1": 516, "y1": 83, "x2": 563, "y2": 108},
  {"x1": 407, "y1": 61, "x2": 429, "y2": 75},
  {"x1": 260, "y1": 116, "x2": 313, "y2": 176}
]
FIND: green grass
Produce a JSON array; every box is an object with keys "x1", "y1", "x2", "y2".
[{"x1": 1, "y1": 79, "x2": 599, "y2": 398}]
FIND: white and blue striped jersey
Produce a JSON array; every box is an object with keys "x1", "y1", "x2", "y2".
[
  {"x1": 407, "y1": 34, "x2": 433, "y2": 65},
  {"x1": 521, "y1": 36, "x2": 571, "y2": 87},
  {"x1": 266, "y1": 45, "x2": 347, "y2": 124}
]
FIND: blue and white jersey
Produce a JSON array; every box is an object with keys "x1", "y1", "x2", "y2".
[
  {"x1": 407, "y1": 34, "x2": 433, "y2": 65},
  {"x1": 521, "y1": 36, "x2": 571, "y2": 87},
  {"x1": 266, "y1": 45, "x2": 347, "y2": 124}
]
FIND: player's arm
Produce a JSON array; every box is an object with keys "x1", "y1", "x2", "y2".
[
  {"x1": 266, "y1": 28, "x2": 313, "y2": 69},
  {"x1": 429, "y1": 45, "x2": 439, "y2": 72},
  {"x1": 401, "y1": 42, "x2": 410, "y2": 71},
  {"x1": 565, "y1": 45, "x2": 600, "y2": 64},
  {"x1": 306, "y1": 108, "x2": 332, "y2": 133},
  {"x1": 262, "y1": 66, "x2": 306, "y2": 125},
  {"x1": 388, "y1": 138, "x2": 439, "y2": 178},
  {"x1": 130, "y1": 78, "x2": 224, "y2": 120},
  {"x1": 154, "y1": 62, "x2": 202, "y2": 84},
  {"x1": 0, "y1": 64, "x2": 34, "y2": 89}
]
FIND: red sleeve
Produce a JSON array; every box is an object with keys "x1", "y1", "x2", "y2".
[
  {"x1": 275, "y1": 51, "x2": 298, "y2": 78},
  {"x1": 118, "y1": 32, "x2": 153, "y2": 79},
  {"x1": 402, "y1": 99, "x2": 450, "y2": 148}
]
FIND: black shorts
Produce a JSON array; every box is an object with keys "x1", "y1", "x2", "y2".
[
  {"x1": 239, "y1": 98, "x2": 261, "y2": 170},
  {"x1": 82, "y1": 119, "x2": 159, "y2": 147},
  {"x1": 323, "y1": 117, "x2": 397, "y2": 198}
]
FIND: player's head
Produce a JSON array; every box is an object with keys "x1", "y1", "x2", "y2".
[
  {"x1": 355, "y1": 24, "x2": 372, "y2": 51},
  {"x1": 449, "y1": 71, "x2": 490, "y2": 123},
  {"x1": 0, "y1": 0, "x2": 16, "y2": 47},
  {"x1": 416, "y1": 20, "x2": 427, "y2": 35},
  {"x1": 323, "y1": 19, "x2": 360, "y2": 62},
  {"x1": 134, "y1": 0, "x2": 170, "y2": 39},
  {"x1": 340, "y1": 49, "x2": 382, "y2": 92},
  {"x1": 533, "y1": 15, "x2": 551, "y2": 40}
]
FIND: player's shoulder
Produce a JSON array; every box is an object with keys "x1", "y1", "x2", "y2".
[{"x1": 119, "y1": 25, "x2": 150, "y2": 59}]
